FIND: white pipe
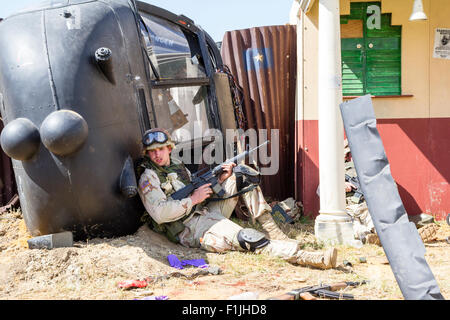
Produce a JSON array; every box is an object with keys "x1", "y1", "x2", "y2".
[
  {"x1": 318, "y1": 0, "x2": 346, "y2": 216},
  {"x1": 315, "y1": 0, "x2": 353, "y2": 244}
]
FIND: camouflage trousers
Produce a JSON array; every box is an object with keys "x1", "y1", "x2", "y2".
[
  {"x1": 178, "y1": 175, "x2": 300, "y2": 260},
  {"x1": 346, "y1": 200, "x2": 375, "y2": 240},
  {"x1": 178, "y1": 209, "x2": 301, "y2": 262},
  {"x1": 204, "y1": 174, "x2": 272, "y2": 222}
]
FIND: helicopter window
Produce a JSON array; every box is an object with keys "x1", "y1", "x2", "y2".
[
  {"x1": 150, "y1": 85, "x2": 213, "y2": 144},
  {"x1": 139, "y1": 13, "x2": 207, "y2": 80},
  {"x1": 139, "y1": 19, "x2": 159, "y2": 79}
]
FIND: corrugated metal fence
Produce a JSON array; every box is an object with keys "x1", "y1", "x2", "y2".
[{"x1": 220, "y1": 25, "x2": 297, "y2": 201}]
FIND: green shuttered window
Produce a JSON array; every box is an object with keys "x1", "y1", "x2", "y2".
[{"x1": 340, "y1": 2, "x2": 402, "y2": 96}]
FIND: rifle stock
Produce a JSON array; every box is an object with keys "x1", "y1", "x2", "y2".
[
  {"x1": 300, "y1": 292, "x2": 317, "y2": 300},
  {"x1": 329, "y1": 282, "x2": 351, "y2": 291},
  {"x1": 270, "y1": 292, "x2": 317, "y2": 300}
]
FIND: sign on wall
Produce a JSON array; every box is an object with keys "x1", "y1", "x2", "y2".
[{"x1": 433, "y1": 28, "x2": 450, "y2": 59}]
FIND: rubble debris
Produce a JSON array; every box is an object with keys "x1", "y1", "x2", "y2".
[{"x1": 27, "y1": 231, "x2": 73, "y2": 250}]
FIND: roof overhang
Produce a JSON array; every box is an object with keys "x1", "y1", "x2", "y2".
[{"x1": 299, "y1": 0, "x2": 316, "y2": 13}]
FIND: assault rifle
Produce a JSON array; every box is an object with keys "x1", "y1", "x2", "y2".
[
  {"x1": 268, "y1": 280, "x2": 368, "y2": 300},
  {"x1": 345, "y1": 174, "x2": 364, "y2": 203},
  {"x1": 169, "y1": 141, "x2": 269, "y2": 201}
]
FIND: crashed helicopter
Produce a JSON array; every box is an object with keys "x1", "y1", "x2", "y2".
[{"x1": 0, "y1": 0, "x2": 239, "y2": 239}]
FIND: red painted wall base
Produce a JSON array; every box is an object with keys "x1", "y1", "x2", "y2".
[{"x1": 296, "y1": 118, "x2": 450, "y2": 221}]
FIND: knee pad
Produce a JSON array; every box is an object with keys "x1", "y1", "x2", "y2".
[{"x1": 237, "y1": 228, "x2": 270, "y2": 252}]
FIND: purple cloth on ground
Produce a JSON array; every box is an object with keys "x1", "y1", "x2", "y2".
[
  {"x1": 167, "y1": 254, "x2": 183, "y2": 269},
  {"x1": 181, "y1": 259, "x2": 209, "y2": 269},
  {"x1": 135, "y1": 295, "x2": 169, "y2": 300},
  {"x1": 168, "y1": 254, "x2": 209, "y2": 269}
]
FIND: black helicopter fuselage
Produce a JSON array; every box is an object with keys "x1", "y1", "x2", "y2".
[{"x1": 0, "y1": 0, "x2": 225, "y2": 239}]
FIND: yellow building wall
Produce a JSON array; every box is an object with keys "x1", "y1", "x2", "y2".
[
  {"x1": 429, "y1": 0, "x2": 450, "y2": 118},
  {"x1": 300, "y1": 0, "x2": 450, "y2": 120}
]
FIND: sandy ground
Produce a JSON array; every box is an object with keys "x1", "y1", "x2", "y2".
[{"x1": 0, "y1": 208, "x2": 449, "y2": 301}]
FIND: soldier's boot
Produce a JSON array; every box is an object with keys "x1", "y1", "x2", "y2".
[
  {"x1": 295, "y1": 247, "x2": 338, "y2": 270},
  {"x1": 418, "y1": 223, "x2": 439, "y2": 243},
  {"x1": 256, "y1": 211, "x2": 290, "y2": 241},
  {"x1": 365, "y1": 233, "x2": 381, "y2": 246},
  {"x1": 364, "y1": 223, "x2": 439, "y2": 246}
]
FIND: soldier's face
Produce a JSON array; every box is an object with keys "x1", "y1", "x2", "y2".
[{"x1": 148, "y1": 146, "x2": 172, "y2": 166}]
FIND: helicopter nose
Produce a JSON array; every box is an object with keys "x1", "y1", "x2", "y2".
[
  {"x1": 0, "y1": 118, "x2": 41, "y2": 160},
  {"x1": 40, "y1": 110, "x2": 88, "y2": 156}
]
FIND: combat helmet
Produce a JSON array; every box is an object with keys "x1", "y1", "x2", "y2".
[{"x1": 142, "y1": 128, "x2": 176, "y2": 151}]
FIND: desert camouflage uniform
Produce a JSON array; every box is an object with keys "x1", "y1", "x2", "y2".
[
  {"x1": 345, "y1": 160, "x2": 376, "y2": 241},
  {"x1": 344, "y1": 152, "x2": 437, "y2": 245},
  {"x1": 137, "y1": 157, "x2": 337, "y2": 269}
]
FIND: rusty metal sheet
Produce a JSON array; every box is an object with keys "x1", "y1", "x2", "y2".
[{"x1": 220, "y1": 25, "x2": 297, "y2": 201}]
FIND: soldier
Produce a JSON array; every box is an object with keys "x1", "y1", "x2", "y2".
[
  {"x1": 135, "y1": 128, "x2": 338, "y2": 269},
  {"x1": 343, "y1": 139, "x2": 378, "y2": 244},
  {"x1": 344, "y1": 140, "x2": 437, "y2": 245}
]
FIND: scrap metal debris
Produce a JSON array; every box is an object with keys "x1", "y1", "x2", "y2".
[{"x1": 117, "y1": 266, "x2": 222, "y2": 290}]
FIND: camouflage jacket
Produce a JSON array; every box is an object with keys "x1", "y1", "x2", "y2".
[
  {"x1": 345, "y1": 160, "x2": 364, "y2": 204},
  {"x1": 136, "y1": 156, "x2": 194, "y2": 243}
]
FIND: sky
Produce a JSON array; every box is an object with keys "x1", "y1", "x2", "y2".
[{"x1": 0, "y1": 0, "x2": 295, "y2": 42}]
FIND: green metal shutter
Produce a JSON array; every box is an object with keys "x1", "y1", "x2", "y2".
[
  {"x1": 341, "y1": 38, "x2": 365, "y2": 96},
  {"x1": 340, "y1": 2, "x2": 402, "y2": 96}
]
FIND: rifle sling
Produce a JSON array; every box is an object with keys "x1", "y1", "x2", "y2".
[{"x1": 206, "y1": 184, "x2": 258, "y2": 202}]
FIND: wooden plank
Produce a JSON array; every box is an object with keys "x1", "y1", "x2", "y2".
[{"x1": 341, "y1": 20, "x2": 363, "y2": 38}]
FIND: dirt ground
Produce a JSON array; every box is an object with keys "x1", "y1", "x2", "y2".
[{"x1": 0, "y1": 207, "x2": 448, "y2": 301}]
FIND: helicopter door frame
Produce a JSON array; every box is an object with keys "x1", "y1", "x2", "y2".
[{"x1": 134, "y1": 1, "x2": 224, "y2": 134}]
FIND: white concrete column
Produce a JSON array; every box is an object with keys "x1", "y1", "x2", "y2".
[
  {"x1": 290, "y1": 0, "x2": 304, "y2": 199},
  {"x1": 314, "y1": 0, "x2": 353, "y2": 244}
]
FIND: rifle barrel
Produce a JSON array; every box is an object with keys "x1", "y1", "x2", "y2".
[{"x1": 229, "y1": 140, "x2": 269, "y2": 163}]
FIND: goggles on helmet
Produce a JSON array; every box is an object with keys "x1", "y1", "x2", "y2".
[{"x1": 142, "y1": 130, "x2": 169, "y2": 147}]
